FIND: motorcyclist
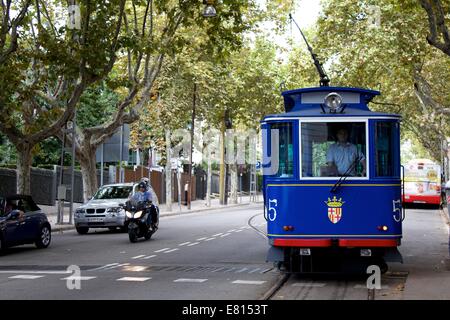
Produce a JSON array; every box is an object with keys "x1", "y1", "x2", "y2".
[
  {"x1": 132, "y1": 181, "x2": 152, "y2": 203},
  {"x1": 131, "y1": 181, "x2": 158, "y2": 230}
]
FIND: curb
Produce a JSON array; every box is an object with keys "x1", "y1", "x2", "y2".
[
  {"x1": 440, "y1": 207, "x2": 450, "y2": 226},
  {"x1": 50, "y1": 201, "x2": 263, "y2": 233}
]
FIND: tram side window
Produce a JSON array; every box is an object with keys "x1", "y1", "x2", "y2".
[
  {"x1": 301, "y1": 122, "x2": 367, "y2": 178},
  {"x1": 375, "y1": 122, "x2": 399, "y2": 177},
  {"x1": 272, "y1": 123, "x2": 293, "y2": 178}
]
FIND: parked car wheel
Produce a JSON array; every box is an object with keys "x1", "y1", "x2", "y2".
[
  {"x1": 35, "y1": 225, "x2": 51, "y2": 249},
  {"x1": 76, "y1": 227, "x2": 89, "y2": 235}
]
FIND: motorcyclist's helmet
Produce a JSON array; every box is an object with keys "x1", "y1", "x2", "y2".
[
  {"x1": 140, "y1": 177, "x2": 149, "y2": 186},
  {"x1": 138, "y1": 182, "x2": 147, "y2": 190}
]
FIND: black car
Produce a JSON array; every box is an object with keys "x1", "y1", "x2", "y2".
[{"x1": 0, "y1": 195, "x2": 51, "y2": 251}]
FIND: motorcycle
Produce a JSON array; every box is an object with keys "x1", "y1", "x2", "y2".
[{"x1": 121, "y1": 200, "x2": 158, "y2": 243}]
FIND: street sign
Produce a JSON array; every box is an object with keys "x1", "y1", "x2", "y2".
[
  {"x1": 95, "y1": 124, "x2": 130, "y2": 163},
  {"x1": 256, "y1": 161, "x2": 261, "y2": 170}
]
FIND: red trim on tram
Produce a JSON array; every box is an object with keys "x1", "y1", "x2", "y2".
[
  {"x1": 273, "y1": 239, "x2": 332, "y2": 247},
  {"x1": 273, "y1": 238, "x2": 399, "y2": 247},
  {"x1": 338, "y1": 239, "x2": 398, "y2": 247}
]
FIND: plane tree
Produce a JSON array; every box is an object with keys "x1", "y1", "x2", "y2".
[{"x1": 305, "y1": 0, "x2": 450, "y2": 160}]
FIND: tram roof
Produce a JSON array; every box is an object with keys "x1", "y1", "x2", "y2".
[
  {"x1": 262, "y1": 107, "x2": 401, "y2": 121},
  {"x1": 264, "y1": 86, "x2": 401, "y2": 120}
]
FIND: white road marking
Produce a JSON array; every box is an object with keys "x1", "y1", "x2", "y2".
[
  {"x1": 227, "y1": 229, "x2": 236, "y2": 232},
  {"x1": 61, "y1": 276, "x2": 97, "y2": 281},
  {"x1": 292, "y1": 282, "x2": 326, "y2": 288},
  {"x1": 220, "y1": 233, "x2": 231, "y2": 237},
  {"x1": 154, "y1": 248, "x2": 171, "y2": 253},
  {"x1": 132, "y1": 255, "x2": 146, "y2": 259},
  {"x1": 9, "y1": 275, "x2": 45, "y2": 280},
  {"x1": 104, "y1": 263, "x2": 129, "y2": 270},
  {"x1": 196, "y1": 237, "x2": 207, "y2": 241},
  {"x1": 187, "y1": 242, "x2": 200, "y2": 246},
  {"x1": 174, "y1": 278, "x2": 208, "y2": 283},
  {"x1": 234, "y1": 230, "x2": 243, "y2": 233},
  {"x1": 239, "y1": 226, "x2": 247, "y2": 229},
  {"x1": 164, "y1": 248, "x2": 179, "y2": 253},
  {"x1": 178, "y1": 242, "x2": 191, "y2": 246},
  {"x1": 232, "y1": 280, "x2": 266, "y2": 285},
  {"x1": 88, "y1": 263, "x2": 119, "y2": 271},
  {"x1": 204, "y1": 237, "x2": 216, "y2": 241},
  {"x1": 143, "y1": 255, "x2": 157, "y2": 259},
  {"x1": 117, "y1": 277, "x2": 151, "y2": 282},
  {"x1": 212, "y1": 233, "x2": 223, "y2": 237},
  {"x1": 248, "y1": 268, "x2": 261, "y2": 273},
  {"x1": 212, "y1": 267, "x2": 226, "y2": 273},
  {"x1": 0, "y1": 270, "x2": 70, "y2": 274},
  {"x1": 235, "y1": 268, "x2": 248, "y2": 273}
]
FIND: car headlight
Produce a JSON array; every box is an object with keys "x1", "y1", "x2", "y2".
[
  {"x1": 134, "y1": 211, "x2": 143, "y2": 219},
  {"x1": 125, "y1": 211, "x2": 133, "y2": 219},
  {"x1": 107, "y1": 207, "x2": 122, "y2": 213},
  {"x1": 75, "y1": 208, "x2": 86, "y2": 214}
]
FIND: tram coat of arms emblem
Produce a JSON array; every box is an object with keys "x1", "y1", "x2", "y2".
[{"x1": 325, "y1": 196, "x2": 345, "y2": 224}]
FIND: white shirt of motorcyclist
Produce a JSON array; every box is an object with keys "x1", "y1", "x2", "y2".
[{"x1": 326, "y1": 142, "x2": 365, "y2": 175}]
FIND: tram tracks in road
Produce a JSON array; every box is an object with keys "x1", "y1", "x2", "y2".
[
  {"x1": 247, "y1": 212, "x2": 295, "y2": 300},
  {"x1": 247, "y1": 212, "x2": 268, "y2": 240},
  {"x1": 260, "y1": 273, "x2": 291, "y2": 300}
]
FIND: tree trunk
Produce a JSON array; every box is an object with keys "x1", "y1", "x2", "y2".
[
  {"x1": 79, "y1": 149, "x2": 98, "y2": 203},
  {"x1": 206, "y1": 150, "x2": 211, "y2": 207},
  {"x1": 165, "y1": 130, "x2": 172, "y2": 211},
  {"x1": 16, "y1": 143, "x2": 33, "y2": 195},
  {"x1": 219, "y1": 124, "x2": 225, "y2": 205},
  {"x1": 230, "y1": 162, "x2": 238, "y2": 204}
]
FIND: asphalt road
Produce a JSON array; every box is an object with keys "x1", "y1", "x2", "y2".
[
  {"x1": 0, "y1": 204, "x2": 280, "y2": 300},
  {"x1": 0, "y1": 204, "x2": 448, "y2": 300}
]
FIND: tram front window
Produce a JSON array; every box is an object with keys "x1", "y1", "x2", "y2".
[{"x1": 301, "y1": 122, "x2": 366, "y2": 178}]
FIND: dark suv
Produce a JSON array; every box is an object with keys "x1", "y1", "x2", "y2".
[{"x1": 0, "y1": 195, "x2": 51, "y2": 251}]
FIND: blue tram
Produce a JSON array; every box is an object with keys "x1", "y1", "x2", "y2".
[{"x1": 262, "y1": 86, "x2": 404, "y2": 273}]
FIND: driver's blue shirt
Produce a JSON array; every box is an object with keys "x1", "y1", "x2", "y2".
[{"x1": 132, "y1": 191, "x2": 152, "y2": 202}]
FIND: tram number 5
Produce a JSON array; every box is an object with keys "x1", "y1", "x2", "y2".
[
  {"x1": 392, "y1": 199, "x2": 401, "y2": 222},
  {"x1": 268, "y1": 199, "x2": 278, "y2": 222}
]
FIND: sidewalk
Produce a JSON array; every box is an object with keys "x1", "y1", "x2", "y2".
[
  {"x1": 399, "y1": 206, "x2": 450, "y2": 299},
  {"x1": 42, "y1": 194, "x2": 263, "y2": 232}
]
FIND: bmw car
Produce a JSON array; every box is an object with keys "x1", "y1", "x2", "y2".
[
  {"x1": 0, "y1": 195, "x2": 52, "y2": 251},
  {"x1": 74, "y1": 183, "x2": 158, "y2": 235}
]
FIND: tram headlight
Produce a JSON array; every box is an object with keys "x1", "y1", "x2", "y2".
[{"x1": 324, "y1": 92, "x2": 343, "y2": 112}]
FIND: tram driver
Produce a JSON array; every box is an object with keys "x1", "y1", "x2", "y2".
[{"x1": 324, "y1": 127, "x2": 366, "y2": 177}]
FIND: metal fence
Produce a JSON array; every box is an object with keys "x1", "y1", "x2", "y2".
[
  {"x1": 0, "y1": 166, "x2": 252, "y2": 206},
  {"x1": 0, "y1": 166, "x2": 111, "y2": 205}
]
